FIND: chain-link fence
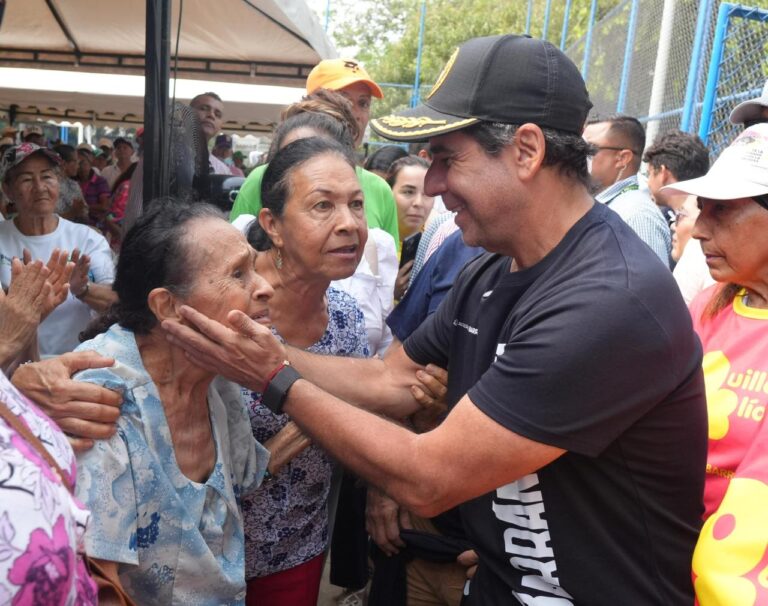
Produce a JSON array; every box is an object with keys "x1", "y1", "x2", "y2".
[
  {"x1": 379, "y1": 0, "x2": 768, "y2": 158},
  {"x1": 697, "y1": 4, "x2": 768, "y2": 156},
  {"x1": 537, "y1": 0, "x2": 767, "y2": 155}
]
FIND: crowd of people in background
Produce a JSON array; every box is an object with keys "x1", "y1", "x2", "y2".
[{"x1": 1, "y1": 33, "x2": 768, "y2": 606}]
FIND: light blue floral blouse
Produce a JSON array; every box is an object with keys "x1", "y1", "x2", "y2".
[
  {"x1": 243, "y1": 287, "x2": 369, "y2": 578},
  {"x1": 73, "y1": 325, "x2": 269, "y2": 606}
]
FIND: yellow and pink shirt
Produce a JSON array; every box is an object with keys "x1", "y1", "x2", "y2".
[{"x1": 689, "y1": 285, "x2": 768, "y2": 605}]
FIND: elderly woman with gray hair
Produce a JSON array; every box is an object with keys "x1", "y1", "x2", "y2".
[{"x1": 0, "y1": 143, "x2": 116, "y2": 356}]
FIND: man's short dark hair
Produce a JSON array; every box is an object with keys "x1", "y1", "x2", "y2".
[
  {"x1": 588, "y1": 115, "x2": 645, "y2": 172},
  {"x1": 466, "y1": 122, "x2": 595, "y2": 187},
  {"x1": 642, "y1": 130, "x2": 709, "y2": 181},
  {"x1": 190, "y1": 92, "x2": 223, "y2": 107}
]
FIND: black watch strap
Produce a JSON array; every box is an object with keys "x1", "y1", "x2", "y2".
[{"x1": 262, "y1": 364, "x2": 302, "y2": 415}]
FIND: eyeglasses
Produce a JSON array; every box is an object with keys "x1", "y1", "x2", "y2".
[
  {"x1": 593, "y1": 146, "x2": 640, "y2": 155},
  {"x1": 673, "y1": 210, "x2": 689, "y2": 223}
]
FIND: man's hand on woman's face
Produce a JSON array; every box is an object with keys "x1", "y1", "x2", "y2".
[{"x1": 162, "y1": 306, "x2": 287, "y2": 392}]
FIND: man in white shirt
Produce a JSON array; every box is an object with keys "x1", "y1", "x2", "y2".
[{"x1": 584, "y1": 115, "x2": 671, "y2": 266}]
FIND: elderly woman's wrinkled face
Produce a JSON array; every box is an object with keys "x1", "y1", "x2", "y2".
[
  {"x1": 271, "y1": 152, "x2": 367, "y2": 281},
  {"x1": 4, "y1": 154, "x2": 60, "y2": 218},
  {"x1": 693, "y1": 196, "x2": 768, "y2": 285},
  {"x1": 181, "y1": 218, "x2": 273, "y2": 327}
]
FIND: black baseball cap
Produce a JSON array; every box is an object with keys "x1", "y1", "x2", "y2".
[{"x1": 371, "y1": 35, "x2": 592, "y2": 142}]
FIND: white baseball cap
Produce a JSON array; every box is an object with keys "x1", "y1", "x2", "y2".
[
  {"x1": 730, "y1": 80, "x2": 768, "y2": 125},
  {"x1": 662, "y1": 123, "x2": 768, "y2": 200}
]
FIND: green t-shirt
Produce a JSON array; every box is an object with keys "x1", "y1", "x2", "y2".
[{"x1": 230, "y1": 164, "x2": 400, "y2": 250}]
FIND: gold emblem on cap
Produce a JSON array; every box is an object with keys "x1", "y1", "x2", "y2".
[
  {"x1": 427, "y1": 47, "x2": 459, "y2": 100},
  {"x1": 378, "y1": 116, "x2": 448, "y2": 128}
]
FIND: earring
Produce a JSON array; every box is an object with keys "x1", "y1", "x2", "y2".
[{"x1": 274, "y1": 248, "x2": 283, "y2": 270}]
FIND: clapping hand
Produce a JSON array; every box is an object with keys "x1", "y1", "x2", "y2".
[
  {"x1": 0, "y1": 258, "x2": 51, "y2": 367},
  {"x1": 68, "y1": 248, "x2": 91, "y2": 299},
  {"x1": 21, "y1": 248, "x2": 75, "y2": 319}
]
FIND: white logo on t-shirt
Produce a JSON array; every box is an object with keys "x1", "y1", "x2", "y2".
[{"x1": 493, "y1": 475, "x2": 573, "y2": 604}]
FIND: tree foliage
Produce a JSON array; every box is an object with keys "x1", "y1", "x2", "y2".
[{"x1": 325, "y1": 0, "x2": 624, "y2": 123}]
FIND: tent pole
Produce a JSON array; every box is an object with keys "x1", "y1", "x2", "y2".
[{"x1": 143, "y1": 0, "x2": 171, "y2": 209}]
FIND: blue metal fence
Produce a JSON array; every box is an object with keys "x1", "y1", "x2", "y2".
[
  {"x1": 385, "y1": 0, "x2": 768, "y2": 158},
  {"x1": 541, "y1": 0, "x2": 767, "y2": 155},
  {"x1": 696, "y1": 4, "x2": 768, "y2": 155}
]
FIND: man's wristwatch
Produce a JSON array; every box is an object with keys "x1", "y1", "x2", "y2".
[{"x1": 261, "y1": 361, "x2": 302, "y2": 415}]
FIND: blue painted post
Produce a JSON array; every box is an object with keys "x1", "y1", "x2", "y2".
[
  {"x1": 582, "y1": 0, "x2": 598, "y2": 80},
  {"x1": 59, "y1": 125, "x2": 69, "y2": 144},
  {"x1": 411, "y1": 0, "x2": 427, "y2": 108},
  {"x1": 560, "y1": 0, "x2": 573, "y2": 50},
  {"x1": 543, "y1": 0, "x2": 552, "y2": 40},
  {"x1": 526, "y1": 0, "x2": 533, "y2": 35},
  {"x1": 681, "y1": 0, "x2": 713, "y2": 131},
  {"x1": 616, "y1": 0, "x2": 639, "y2": 112},
  {"x1": 698, "y1": 2, "x2": 733, "y2": 143}
]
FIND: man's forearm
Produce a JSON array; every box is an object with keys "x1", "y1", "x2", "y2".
[
  {"x1": 287, "y1": 345, "x2": 422, "y2": 419},
  {"x1": 282, "y1": 378, "x2": 564, "y2": 519},
  {"x1": 283, "y1": 378, "x2": 442, "y2": 515}
]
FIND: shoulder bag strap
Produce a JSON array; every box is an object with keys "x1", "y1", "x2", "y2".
[{"x1": 0, "y1": 398, "x2": 73, "y2": 493}]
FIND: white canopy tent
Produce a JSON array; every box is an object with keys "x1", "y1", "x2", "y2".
[
  {"x1": 0, "y1": 0, "x2": 336, "y2": 132},
  {"x1": 0, "y1": 67, "x2": 307, "y2": 132}
]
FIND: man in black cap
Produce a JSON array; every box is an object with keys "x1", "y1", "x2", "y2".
[{"x1": 57, "y1": 35, "x2": 708, "y2": 605}]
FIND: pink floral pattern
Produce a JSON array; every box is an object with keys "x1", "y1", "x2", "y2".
[
  {"x1": 8, "y1": 516, "x2": 75, "y2": 605},
  {"x1": 0, "y1": 372, "x2": 97, "y2": 604}
]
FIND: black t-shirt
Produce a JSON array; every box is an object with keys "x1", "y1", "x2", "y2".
[{"x1": 404, "y1": 202, "x2": 706, "y2": 605}]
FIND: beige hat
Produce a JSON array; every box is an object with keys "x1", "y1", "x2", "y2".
[
  {"x1": 98, "y1": 137, "x2": 114, "y2": 149},
  {"x1": 0, "y1": 137, "x2": 14, "y2": 146}
]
